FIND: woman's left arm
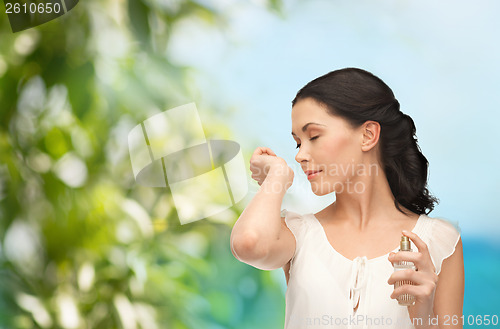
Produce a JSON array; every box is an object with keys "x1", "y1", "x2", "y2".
[
  {"x1": 433, "y1": 236, "x2": 464, "y2": 329},
  {"x1": 388, "y1": 232, "x2": 464, "y2": 329}
]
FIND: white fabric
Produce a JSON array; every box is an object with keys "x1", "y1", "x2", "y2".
[{"x1": 280, "y1": 209, "x2": 461, "y2": 329}]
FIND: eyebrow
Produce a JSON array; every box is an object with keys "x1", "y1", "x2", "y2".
[{"x1": 291, "y1": 122, "x2": 326, "y2": 137}]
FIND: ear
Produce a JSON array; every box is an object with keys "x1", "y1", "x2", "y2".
[{"x1": 361, "y1": 121, "x2": 380, "y2": 151}]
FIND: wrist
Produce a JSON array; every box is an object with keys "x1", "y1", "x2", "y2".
[
  {"x1": 268, "y1": 165, "x2": 292, "y2": 179},
  {"x1": 262, "y1": 170, "x2": 291, "y2": 193}
]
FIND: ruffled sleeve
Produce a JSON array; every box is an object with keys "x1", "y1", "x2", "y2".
[
  {"x1": 281, "y1": 209, "x2": 307, "y2": 262},
  {"x1": 428, "y1": 217, "x2": 461, "y2": 275}
]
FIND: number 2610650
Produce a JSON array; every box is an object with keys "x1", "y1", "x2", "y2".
[
  {"x1": 443, "y1": 315, "x2": 499, "y2": 326},
  {"x1": 6, "y1": 2, "x2": 62, "y2": 14}
]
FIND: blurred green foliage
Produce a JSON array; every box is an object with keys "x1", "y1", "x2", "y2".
[{"x1": 0, "y1": 1, "x2": 285, "y2": 328}]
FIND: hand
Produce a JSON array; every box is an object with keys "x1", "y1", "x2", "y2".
[
  {"x1": 249, "y1": 147, "x2": 294, "y2": 189},
  {"x1": 387, "y1": 230, "x2": 438, "y2": 327}
]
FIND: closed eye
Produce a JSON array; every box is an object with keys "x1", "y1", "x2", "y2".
[{"x1": 295, "y1": 136, "x2": 319, "y2": 149}]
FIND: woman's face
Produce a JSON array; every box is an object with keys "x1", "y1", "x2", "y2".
[{"x1": 291, "y1": 97, "x2": 367, "y2": 196}]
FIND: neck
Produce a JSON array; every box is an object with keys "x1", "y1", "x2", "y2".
[{"x1": 331, "y1": 162, "x2": 406, "y2": 231}]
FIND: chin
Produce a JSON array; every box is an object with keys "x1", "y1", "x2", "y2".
[
  {"x1": 310, "y1": 183, "x2": 334, "y2": 196},
  {"x1": 312, "y1": 190, "x2": 330, "y2": 196}
]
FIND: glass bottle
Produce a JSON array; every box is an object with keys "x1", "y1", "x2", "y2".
[{"x1": 394, "y1": 236, "x2": 416, "y2": 306}]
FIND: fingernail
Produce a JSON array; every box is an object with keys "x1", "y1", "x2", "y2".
[{"x1": 402, "y1": 230, "x2": 408, "y2": 234}]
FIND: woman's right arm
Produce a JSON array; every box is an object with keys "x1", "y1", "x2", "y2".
[{"x1": 230, "y1": 152, "x2": 296, "y2": 271}]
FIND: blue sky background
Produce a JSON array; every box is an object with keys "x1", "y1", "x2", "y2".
[{"x1": 167, "y1": 0, "x2": 499, "y2": 239}]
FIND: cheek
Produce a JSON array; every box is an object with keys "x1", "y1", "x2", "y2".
[
  {"x1": 320, "y1": 138, "x2": 360, "y2": 174},
  {"x1": 319, "y1": 136, "x2": 352, "y2": 161}
]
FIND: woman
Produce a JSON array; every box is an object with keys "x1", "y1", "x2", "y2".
[{"x1": 230, "y1": 68, "x2": 463, "y2": 329}]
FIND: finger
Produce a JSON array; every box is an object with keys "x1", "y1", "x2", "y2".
[
  {"x1": 255, "y1": 147, "x2": 276, "y2": 156},
  {"x1": 390, "y1": 284, "x2": 418, "y2": 300},
  {"x1": 387, "y1": 269, "x2": 425, "y2": 285},
  {"x1": 252, "y1": 147, "x2": 267, "y2": 157},
  {"x1": 401, "y1": 230, "x2": 428, "y2": 254},
  {"x1": 401, "y1": 230, "x2": 436, "y2": 272},
  {"x1": 390, "y1": 284, "x2": 435, "y2": 300},
  {"x1": 264, "y1": 147, "x2": 276, "y2": 156},
  {"x1": 388, "y1": 250, "x2": 435, "y2": 274},
  {"x1": 388, "y1": 251, "x2": 420, "y2": 267}
]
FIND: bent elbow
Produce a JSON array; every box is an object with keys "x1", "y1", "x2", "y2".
[{"x1": 231, "y1": 232, "x2": 268, "y2": 262}]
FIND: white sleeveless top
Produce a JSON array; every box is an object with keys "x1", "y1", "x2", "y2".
[{"x1": 280, "y1": 209, "x2": 461, "y2": 329}]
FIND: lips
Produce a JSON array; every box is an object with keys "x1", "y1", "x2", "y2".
[
  {"x1": 304, "y1": 170, "x2": 322, "y2": 176},
  {"x1": 305, "y1": 169, "x2": 322, "y2": 180}
]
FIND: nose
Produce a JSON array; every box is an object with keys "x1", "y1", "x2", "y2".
[{"x1": 295, "y1": 145, "x2": 310, "y2": 164}]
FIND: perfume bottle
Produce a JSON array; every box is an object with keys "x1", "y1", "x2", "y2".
[{"x1": 394, "y1": 236, "x2": 416, "y2": 306}]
